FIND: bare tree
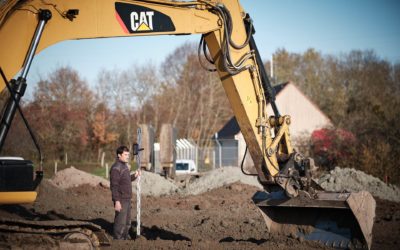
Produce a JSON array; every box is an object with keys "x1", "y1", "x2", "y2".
[{"x1": 30, "y1": 66, "x2": 95, "y2": 161}]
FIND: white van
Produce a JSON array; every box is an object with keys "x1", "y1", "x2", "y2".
[{"x1": 175, "y1": 159, "x2": 197, "y2": 175}]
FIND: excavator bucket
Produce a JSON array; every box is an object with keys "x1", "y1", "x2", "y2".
[{"x1": 252, "y1": 190, "x2": 375, "y2": 249}]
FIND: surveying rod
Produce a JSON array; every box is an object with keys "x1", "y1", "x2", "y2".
[{"x1": 136, "y1": 127, "x2": 142, "y2": 236}]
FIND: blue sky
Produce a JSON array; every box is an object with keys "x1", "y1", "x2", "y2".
[{"x1": 27, "y1": 0, "x2": 400, "y2": 95}]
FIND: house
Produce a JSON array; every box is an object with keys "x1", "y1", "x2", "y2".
[{"x1": 216, "y1": 81, "x2": 332, "y2": 168}]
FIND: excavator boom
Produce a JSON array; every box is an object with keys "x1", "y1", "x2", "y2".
[{"x1": 0, "y1": 0, "x2": 375, "y2": 248}]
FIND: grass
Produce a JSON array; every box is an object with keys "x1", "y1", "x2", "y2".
[
  {"x1": 92, "y1": 166, "x2": 109, "y2": 179},
  {"x1": 41, "y1": 160, "x2": 138, "y2": 179}
]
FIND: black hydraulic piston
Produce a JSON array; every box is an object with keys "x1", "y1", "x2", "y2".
[
  {"x1": 244, "y1": 15, "x2": 280, "y2": 117},
  {"x1": 0, "y1": 10, "x2": 51, "y2": 151}
]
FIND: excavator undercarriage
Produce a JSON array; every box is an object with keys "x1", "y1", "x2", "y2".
[{"x1": 0, "y1": 218, "x2": 110, "y2": 249}]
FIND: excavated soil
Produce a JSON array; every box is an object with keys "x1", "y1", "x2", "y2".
[{"x1": 0, "y1": 167, "x2": 399, "y2": 250}]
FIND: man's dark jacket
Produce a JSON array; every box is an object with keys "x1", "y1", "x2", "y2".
[{"x1": 110, "y1": 159, "x2": 136, "y2": 201}]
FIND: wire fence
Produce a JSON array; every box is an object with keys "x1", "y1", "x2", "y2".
[{"x1": 153, "y1": 138, "x2": 240, "y2": 173}]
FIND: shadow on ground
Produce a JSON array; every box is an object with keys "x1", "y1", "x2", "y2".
[
  {"x1": 133, "y1": 221, "x2": 191, "y2": 241},
  {"x1": 219, "y1": 236, "x2": 268, "y2": 245}
]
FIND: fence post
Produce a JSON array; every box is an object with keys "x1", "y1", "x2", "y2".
[
  {"x1": 105, "y1": 163, "x2": 109, "y2": 179},
  {"x1": 212, "y1": 150, "x2": 216, "y2": 169},
  {"x1": 195, "y1": 144, "x2": 198, "y2": 170},
  {"x1": 101, "y1": 151, "x2": 105, "y2": 167},
  {"x1": 54, "y1": 161, "x2": 58, "y2": 174}
]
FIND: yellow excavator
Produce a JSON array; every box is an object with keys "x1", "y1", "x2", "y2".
[{"x1": 0, "y1": 0, "x2": 375, "y2": 249}]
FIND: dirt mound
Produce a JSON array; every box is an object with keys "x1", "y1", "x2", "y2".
[
  {"x1": 179, "y1": 167, "x2": 263, "y2": 196},
  {"x1": 317, "y1": 167, "x2": 400, "y2": 202},
  {"x1": 50, "y1": 167, "x2": 263, "y2": 197},
  {"x1": 49, "y1": 166, "x2": 109, "y2": 189},
  {"x1": 134, "y1": 171, "x2": 178, "y2": 197},
  {"x1": 50, "y1": 167, "x2": 179, "y2": 197},
  {"x1": 50, "y1": 166, "x2": 400, "y2": 203}
]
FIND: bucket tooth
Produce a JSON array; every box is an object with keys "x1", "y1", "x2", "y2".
[{"x1": 252, "y1": 190, "x2": 375, "y2": 249}]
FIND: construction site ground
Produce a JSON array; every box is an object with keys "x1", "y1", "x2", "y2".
[{"x1": 0, "y1": 167, "x2": 399, "y2": 249}]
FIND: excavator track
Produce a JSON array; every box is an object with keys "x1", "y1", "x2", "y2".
[{"x1": 0, "y1": 218, "x2": 110, "y2": 249}]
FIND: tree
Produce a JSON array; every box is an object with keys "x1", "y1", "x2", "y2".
[
  {"x1": 30, "y1": 66, "x2": 95, "y2": 161},
  {"x1": 143, "y1": 42, "x2": 233, "y2": 145},
  {"x1": 266, "y1": 48, "x2": 400, "y2": 183},
  {"x1": 91, "y1": 102, "x2": 118, "y2": 160}
]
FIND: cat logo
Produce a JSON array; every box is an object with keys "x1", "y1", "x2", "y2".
[
  {"x1": 130, "y1": 11, "x2": 154, "y2": 31},
  {"x1": 115, "y1": 2, "x2": 175, "y2": 33}
]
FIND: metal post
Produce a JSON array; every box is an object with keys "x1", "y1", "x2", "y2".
[
  {"x1": 270, "y1": 54, "x2": 274, "y2": 79},
  {"x1": 101, "y1": 151, "x2": 105, "y2": 167},
  {"x1": 215, "y1": 133, "x2": 222, "y2": 168},
  {"x1": 195, "y1": 143, "x2": 199, "y2": 170},
  {"x1": 212, "y1": 150, "x2": 216, "y2": 169}
]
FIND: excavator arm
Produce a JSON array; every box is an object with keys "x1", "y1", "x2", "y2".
[
  {"x1": 0, "y1": 1, "x2": 375, "y2": 248},
  {"x1": 0, "y1": 0, "x2": 289, "y2": 188}
]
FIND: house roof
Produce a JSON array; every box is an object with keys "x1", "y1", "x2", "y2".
[
  {"x1": 215, "y1": 82, "x2": 289, "y2": 139},
  {"x1": 215, "y1": 116, "x2": 241, "y2": 139}
]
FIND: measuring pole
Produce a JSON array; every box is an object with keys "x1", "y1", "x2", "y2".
[{"x1": 136, "y1": 127, "x2": 142, "y2": 236}]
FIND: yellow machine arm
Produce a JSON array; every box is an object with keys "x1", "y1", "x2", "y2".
[
  {"x1": 0, "y1": 0, "x2": 291, "y2": 184},
  {"x1": 0, "y1": 1, "x2": 375, "y2": 248}
]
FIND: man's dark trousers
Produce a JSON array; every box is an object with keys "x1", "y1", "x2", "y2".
[{"x1": 113, "y1": 200, "x2": 132, "y2": 240}]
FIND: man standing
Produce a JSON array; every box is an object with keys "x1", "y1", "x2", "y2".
[{"x1": 110, "y1": 145, "x2": 140, "y2": 240}]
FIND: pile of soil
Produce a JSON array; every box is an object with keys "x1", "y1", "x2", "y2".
[
  {"x1": 318, "y1": 167, "x2": 400, "y2": 202},
  {"x1": 49, "y1": 166, "x2": 400, "y2": 201},
  {"x1": 179, "y1": 167, "x2": 262, "y2": 196},
  {"x1": 0, "y1": 166, "x2": 399, "y2": 249},
  {"x1": 50, "y1": 166, "x2": 110, "y2": 189},
  {"x1": 49, "y1": 166, "x2": 264, "y2": 197}
]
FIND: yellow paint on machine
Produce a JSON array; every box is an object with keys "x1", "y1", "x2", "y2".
[{"x1": 0, "y1": 191, "x2": 37, "y2": 204}]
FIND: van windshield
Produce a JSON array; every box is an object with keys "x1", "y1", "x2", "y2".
[{"x1": 176, "y1": 163, "x2": 189, "y2": 171}]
